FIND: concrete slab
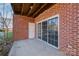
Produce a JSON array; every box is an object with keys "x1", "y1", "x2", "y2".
[{"x1": 9, "y1": 39, "x2": 64, "y2": 56}]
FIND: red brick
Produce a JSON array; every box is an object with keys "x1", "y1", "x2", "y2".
[
  {"x1": 35, "y1": 4, "x2": 78, "y2": 56},
  {"x1": 13, "y1": 15, "x2": 34, "y2": 41},
  {"x1": 13, "y1": 4, "x2": 79, "y2": 56}
]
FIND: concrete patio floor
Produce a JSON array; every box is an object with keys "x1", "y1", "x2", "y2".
[{"x1": 8, "y1": 39, "x2": 64, "y2": 56}]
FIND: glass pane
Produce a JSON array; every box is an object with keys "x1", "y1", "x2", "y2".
[
  {"x1": 48, "y1": 19, "x2": 55, "y2": 45},
  {"x1": 54, "y1": 17, "x2": 58, "y2": 47},
  {"x1": 48, "y1": 17, "x2": 58, "y2": 48},
  {"x1": 42, "y1": 21, "x2": 47, "y2": 42},
  {"x1": 54, "y1": 40, "x2": 58, "y2": 47}
]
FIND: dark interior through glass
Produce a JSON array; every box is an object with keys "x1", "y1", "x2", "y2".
[
  {"x1": 37, "y1": 17, "x2": 58, "y2": 48},
  {"x1": 48, "y1": 17, "x2": 58, "y2": 47},
  {"x1": 42, "y1": 21, "x2": 47, "y2": 42}
]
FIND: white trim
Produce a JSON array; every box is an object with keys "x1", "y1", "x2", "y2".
[
  {"x1": 58, "y1": 15, "x2": 60, "y2": 49},
  {"x1": 41, "y1": 23, "x2": 42, "y2": 40},
  {"x1": 36, "y1": 14, "x2": 59, "y2": 24},
  {"x1": 28, "y1": 23, "x2": 35, "y2": 39},
  {"x1": 36, "y1": 23, "x2": 38, "y2": 39},
  {"x1": 36, "y1": 14, "x2": 59, "y2": 49}
]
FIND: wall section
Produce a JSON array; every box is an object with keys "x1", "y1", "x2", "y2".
[
  {"x1": 13, "y1": 15, "x2": 34, "y2": 41},
  {"x1": 35, "y1": 4, "x2": 78, "y2": 56}
]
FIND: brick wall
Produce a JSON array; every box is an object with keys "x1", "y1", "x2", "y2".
[
  {"x1": 13, "y1": 15, "x2": 34, "y2": 41},
  {"x1": 35, "y1": 4, "x2": 79, "y2": 56},
  {"x1": 13, "y1": 4, "x2": 79, "y2": 56},
  {"x1": 77, "y1": 4, "x2": 79, "y2": 56}
]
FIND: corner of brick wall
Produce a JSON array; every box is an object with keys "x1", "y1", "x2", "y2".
[{"x1": 13, "y1": 15, "x2": 34, "y2": 41}]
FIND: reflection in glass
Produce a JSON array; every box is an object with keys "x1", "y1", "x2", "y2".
[
  {"x1": 37, "y1": 17, "x2": 58, "y2": 48},
  {"x1": 48, "y1": 17, "x2": 58, "y2": 47}
]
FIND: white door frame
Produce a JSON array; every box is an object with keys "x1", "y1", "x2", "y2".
[
  {"x1": 36, "y1": 14, "x2": 59, "y2": 49},
  {"x1": 28, "y1": 22, "x2": 35, "y2": 39}
]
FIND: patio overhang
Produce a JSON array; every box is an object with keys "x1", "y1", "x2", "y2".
[{"x1": 11, "y1": 3, "x2": 55, "y2": 18}]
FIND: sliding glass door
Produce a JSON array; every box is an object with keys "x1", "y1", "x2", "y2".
[
  {"x1": 48, "y1": 17, "x2": 58, "y2": 47},
  {"x1": 37, "y1": 16, "x2": 58, "y2": 48},
  {"x1": 42, "y1": 21, "x2": 47, "y2": 42}
]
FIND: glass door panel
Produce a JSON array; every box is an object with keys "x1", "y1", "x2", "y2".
[
  {"x1": 42, "y1": 21, "x2": 47, "y2": 42},
  {"x1": 48, "y1": 19, "x2": 55, "y2": 45},
  {"x1": 48, "y1": 17, "x2": 58, "y2": 47},
  {"x1": 54, "y1": 17, "x2": 58, "y2": 47}
]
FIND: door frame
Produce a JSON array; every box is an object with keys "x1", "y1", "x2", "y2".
[
  {"x1": 28, "y1": 22, "x2": 35, "y2": 39},
  {"x1": 36, "y1": 14, "x2": 59, "y2": 49}
]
